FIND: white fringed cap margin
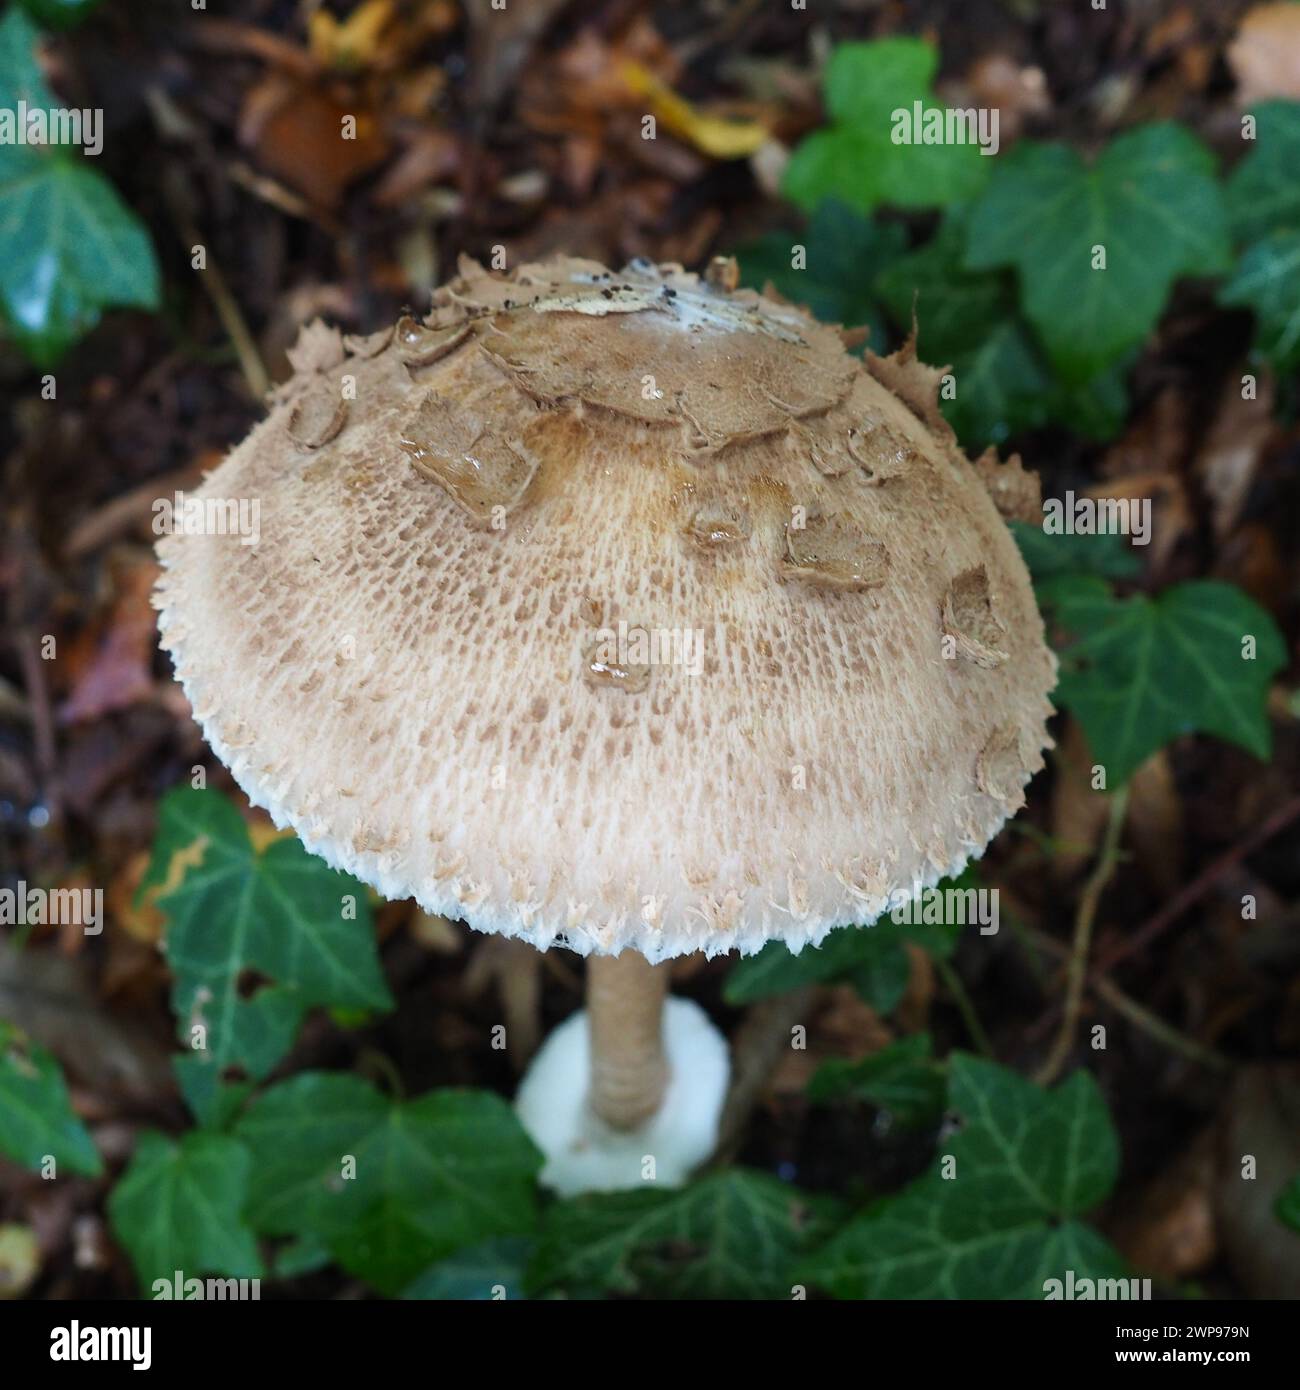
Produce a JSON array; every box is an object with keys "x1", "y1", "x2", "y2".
[{"x1": 154, "y1": 253, "x2": 1056, "y2": 964}]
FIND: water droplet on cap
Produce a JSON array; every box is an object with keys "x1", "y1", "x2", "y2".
[
  {"x1": 400, "y1": 393, "x2": 538, "y2": 525},
  {"x1": 684, "y1": 504, "x2": 751, "y2": 549},
  {"x1": 781, "y1": 513, "x2": 889, "y2": 592},
  {"x1": 287, "y1": 383, "x2": 348, "y2": 449},
  {"x1": 583, "y1": 642, "x2": 651, "y2": 695},
  {"x1": 942, "y1": 565, "x2": 1008, "y2": 668},
  {"x1": 343, "y1": 325, "x2": 394, "y2": 359},
  {"x1": 395, "y1": 315, "x2": 471, "y2": 369}
]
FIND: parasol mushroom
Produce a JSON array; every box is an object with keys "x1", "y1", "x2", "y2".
[{"x1": 154, "y1": 253, "x2": 1055, "y2": 1195}]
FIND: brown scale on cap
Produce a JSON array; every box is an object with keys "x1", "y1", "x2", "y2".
[{"x1": 154, "y1": 253, "x2": 1057, "y2": 962}]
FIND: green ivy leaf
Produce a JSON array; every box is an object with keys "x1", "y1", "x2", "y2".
[
  {"x1": 724, "y1": 924, "x2": 912, "y2": 1011},
  {"x1": 0, "y1": 1021, "x2": 102, "y2": 1176},
  {"x1": 725, "y1": 869, "x2": 975, "y2": 1009},
  {"x1": 784, "y1": 39, "x2": 990, "y2": 215},
  {"x1": 942, "y1": 316, "x2": 1052, "y2": 447},
  {"x1": 1227, "y1": 102, "x2": 1300, "y2": 246},
  {"x1": 142, "y1": 787, "x2": 393, "y2": 1122},
  {"x1": 403, "y1": 1237, "x2": 534, "y2": 1300},
  {"x1": 529, "y1": 1169, "x2": 836, "y2": 1299},
  {"x1": 1221, "y1": 230, "x2": 1300, "y2": 373},
  {"x1": 18, "y1": 0, "x2": 104, "y2": 29},
  {"x1": 877, "y1": 213, "x2": 1009, "y2": 351},
  {"x1": 965, "y1": 123, "x2": 1230, "y2": 382},
  {"x1": 808, "y1": 1034, "x2": 945, "y2": 1129},
  {"x1": 1040, "y1": 576, "x2": 1286, "y2": 786},
  {"x1": 269, "y1": 1233, "x2": 332, "y2": 1280},
  {"x1": 172, "y1": 1056, "x2": 252, "y2": 1133},
  {"x1": 1042, "y1": 355, "x2": 1135, "y2": 442},
  {"x1": 735, "y1": 199, "x2": 905, "y2": 349},
  {"x1": 1276, "y1": 1171, "x2": 1300, "y2": 1234},
  {"x1": 877, "y1": 213, "x2": 1129, "y2": 445},
  {"x1": 234, "y1": 1072, "x2": 542, "y2": 1296},
  {"x1": 0, "y1": 9, "x2": 159, "y2": 364},
  {"x1": 1010, "y1": 521, "x2": 1142, "y2": 584},
  {"x1": 0, "y1": 4, "x2": 56, "y2": 116},
  {"x1": 800, "y1": 1055, "x2": 1125, "y2": 1298},
  {"x1": 108, "y1": 1130, "x2": 263, "y2": 1289},
  {"x1": 877, "y1": 214, "x2": 1047, "y2": 445}
]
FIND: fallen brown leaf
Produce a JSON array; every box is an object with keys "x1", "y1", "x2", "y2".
[
  {"x1": 59, "y1": 553, "x2": 160, "y2": 726},
  {"x1": 1229, "y1": 2, "x2": 1300, "y2": 103}
]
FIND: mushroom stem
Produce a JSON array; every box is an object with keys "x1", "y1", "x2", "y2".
[{"x1": 586, "y1": 952, "x2": 670, "y2": 1129}]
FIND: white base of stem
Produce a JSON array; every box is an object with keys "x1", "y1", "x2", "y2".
[{"x1": 515, "y1": 997, "x2": 731, "y2": 1197}]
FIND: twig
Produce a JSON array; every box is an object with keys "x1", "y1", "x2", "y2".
[
  {"x1": 1090, "y1": 975, "x2": 1230, "y2": 1072},
  {"x1": 161, "y1": 168, "x2": 270, "y2": 400},
  {"x1": 1036, "y1": 784, "x2": 1130, "y2": 1085},
  {"x1": 934, "y1": 956, "x2": 994, "y2": 1057},
  {"x1": 712, "y1": 986, "x2": 816, "y2": 1163},
  {"x1": 1091, "y1": 793, "x2": 1300, "y2": 977},
  {"x1": 192, "y1": 248, "x2": 271, "y2": 401},
  {"x1": 356, "y1": 1047, "x2": 405, "y2": 1100},
  {"x1": 63, "y1": 462, "x2": 207, "y2": 559},
  {"x1": 1026, "y1": 927, "x2": 1230, "y2": 1073}
]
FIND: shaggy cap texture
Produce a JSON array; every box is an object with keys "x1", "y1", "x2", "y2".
[{"x1": 155, "y1": 253, "x2": 1056, "y2": 962}]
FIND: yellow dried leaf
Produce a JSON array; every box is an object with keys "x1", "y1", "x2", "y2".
[
  {"x1": 0, "y1": 1225, "x2": 39, "y2": 1300},
  {"x1": 308, "y1": 0, "x2": 396, "y2": 72},
  {"x1": 620, "y1": 61, "x2": 768, "y2": 160}
]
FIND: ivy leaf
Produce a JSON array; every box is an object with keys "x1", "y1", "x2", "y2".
[
  {"x1": 142, "y1": 787, "x2": 392, "y2": 1121},
  {"x1": 0, "y1": 1021, "x2": 102, "y2": 1176},
  {"x1": 529, "y1": 1169, "x2": 836, "y2": 1299},
  {"x1": 18, "y1": 0, "x2": 106, "y2": 30},
  {"x1": 1010, "y1": 521, "x2": 1142, "y2": 585},
  {"x1": 725, "y1": 924, "x2": 910, "y2": 1011},
  {"x1": 735, "y1": 199, "x2": 905, "y2": 349},
  {"x1": 1040, "y1": 576, "x2": 1286, "y2": 786},
  {"x1": 808, "y1": 1034, "x2": 945, "y2": 1129},
  {"x1": 172, "y1": 1056, "x2": 252, "y2": 1133},
  {"x1": 877, "y1": 213, "x2": 1008, "y2": 352},
  {"x1": 108, "y1": 1130, "x2": 263, "y2": 1289},
  {"x1": 234, "y1": 1072, "x2": 542, "y2": 1296},
  {"x1": 1042, "y1": 355, "x2": 1134, "y2": 442},
  {"x1": 1226, "y1": 102, "x2": 1300, "y2": 246},
  {"x1": 403, "y1": 1237, "x2": 534, "y2": 1300},
  {"x1": 0, "y1": 11, "x2": 159, "y2": 365},
  {"x1": 270, "y1": 1234, "x2": 332, "y2": 1280},
  {"x1": 941, "y1": 317, "x2": 1052, "y2": 447},
  {"x1": 725, "y1": 869, "x2": 975, "y2": 1009},
  {"x1": 965, "y1": 123, "x2": 1230, "y2": 382},
  {"x1": 877, "y1": 213, "x2": 1128, "y2": 445},
  {"x1": 848, "y1": 945, "x2": 913, "y2": 1014},
  {"x1": 1276, "y1": 1171, "x2": 1300, "y2": 1234},
  {"x1": 0, "y1": 5, "x2": 56, "y2": 123},
  {"x1": 800, "y1": 1055, "x2": 1125, "y2": 1298},
  {"x1": 1221, "y1": 230, "x2": 1300, "y2": 373},
  {"x1": 877, "y1": 215, "x2": 1046, "y2": 445},
  {"x1": 784, "y1": 39, "x2": 990, "y2": 215}
]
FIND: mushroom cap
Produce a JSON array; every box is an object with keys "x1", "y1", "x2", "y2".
[{"x1": 155, "y1": 254, "x2": 1056, "y2": 963}]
